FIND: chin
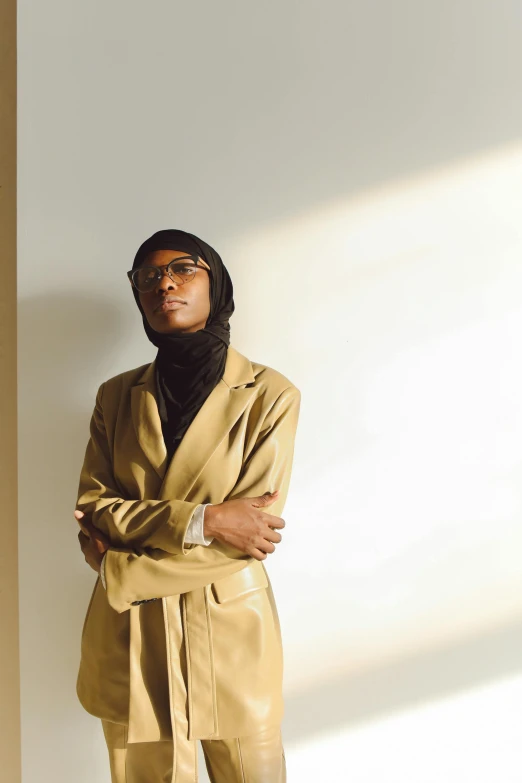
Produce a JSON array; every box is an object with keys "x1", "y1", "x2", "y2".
[
  {"x1": 151, "y1": 318, "x2": 200, "y2": 335},
  {"x1": 154, "y1": 323, "x2": 187, "y2": 334}
]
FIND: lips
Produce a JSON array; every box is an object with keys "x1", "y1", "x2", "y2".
[{"x1": 155, "y1": 300, "x2": 185, "y2": 312}]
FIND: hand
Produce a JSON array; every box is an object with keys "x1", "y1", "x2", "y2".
[
  {"x1": 204, "y1": 490, "x2": 285, "y2": 561},
  {"x1": 75, "y1": 509, "x2": 110, "y2": 574}
]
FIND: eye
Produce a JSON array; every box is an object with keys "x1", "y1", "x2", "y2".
[{"x1": 168, "y1": 261, "x2": 198, "y2": 280}]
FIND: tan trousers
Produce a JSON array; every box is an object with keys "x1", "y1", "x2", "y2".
[{"x1": 101, "y1": 718, "x2": 286, "y2": 783}]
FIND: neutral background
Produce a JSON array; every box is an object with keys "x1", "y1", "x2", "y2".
[{"x1": 18, "y1": 2, "x2": 522, "y2": 780}]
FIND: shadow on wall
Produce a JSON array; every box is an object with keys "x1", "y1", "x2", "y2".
[
  {"x1": 283, "y1": 613, "x2": 522, "y2": 745},
  {"x1": 140, "y1": 1, "x2": 522, "y2": 238},
  {"x1": 47, "y1": 2, "x2": 522, "y2": 243},
  {"x1": 17, "y1": 291, "x2": 133, "y2": 734}
]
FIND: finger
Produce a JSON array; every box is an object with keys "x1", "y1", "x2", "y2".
[
  {"x1": 80, "y1": 518, "x2": 106, "y2": 543},
  {"x1": 92, "y1": 528, "x2": 110, "y2": 543},
  {"x1": 79, "y1": 516, "x2": 95, "y2": 531},
  {"x1": 91, "y1": 530, "x2": 110, "y2": 549},
  {"x1": 260, "y1": 512, "x2": 285, "y2": 528},
  {"x1": 264, "y1": 528, "x2": 282, "y2": 544},
  {"x1": 256, "y1": 538, "x2": 276, "y2": 555},
  {"x1": 250, "y1": 548, "x2": 268, "y2": 561},
  {"x1": 75, "y1": 513, "x2": 91, "y2": 535},
  {"x1": 80, "y1": 519, "x2": 109, "y2": 553},
  {"x1": 74, "y1": 510, "x2": 85, "y2": 523},
  {"x1": 250, "y1": 490, "x2": 280, "y2": 508}
]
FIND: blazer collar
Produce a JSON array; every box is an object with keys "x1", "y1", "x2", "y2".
[{"x1": 130, "y1": 344, "x2": 256, "y2": 499}]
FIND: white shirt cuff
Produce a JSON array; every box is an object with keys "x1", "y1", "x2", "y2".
[
  {"x1": 100, "y1": 552, "x2": 107, "y2": 589},
  {"x1": 184, "y1": 503, "x2": 214, "y2": 546}
]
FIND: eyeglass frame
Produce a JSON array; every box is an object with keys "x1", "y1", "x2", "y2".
[{"x1": 127, "y1": 254, "x2": 208, "y2": 293}]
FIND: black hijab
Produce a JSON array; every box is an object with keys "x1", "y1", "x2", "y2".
[{"x1": 130, "y1": 229, "x2": 235, "y2": 462}]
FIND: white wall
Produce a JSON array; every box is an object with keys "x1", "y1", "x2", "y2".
[{"x1": 18, "y1": 2, "x2": 522, "y2": 780}]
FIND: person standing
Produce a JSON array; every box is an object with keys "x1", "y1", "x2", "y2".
[{"x1": 74, "y1": 229, "x2": 301, "y2": 782}]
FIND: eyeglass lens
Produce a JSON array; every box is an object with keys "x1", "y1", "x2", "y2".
[{"x1": 132, "y1": 258, "x2": 198, "y2": 292}]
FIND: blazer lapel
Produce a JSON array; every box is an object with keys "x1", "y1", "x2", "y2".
[
  {"x1": 130, "y1": 375, "x2": 168, "y2": 479},
  {"x1": 130, "y1": 344, "x2": 256, "y2": 500}
]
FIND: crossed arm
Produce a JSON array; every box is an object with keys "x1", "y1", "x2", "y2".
[
  {"x1": 76, "y1": 384, "x2": 301, "y2": 613},
  {"x1": 98, "y1": 500, "x2": 213, "y2": 587}
]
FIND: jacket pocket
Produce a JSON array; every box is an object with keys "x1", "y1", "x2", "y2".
[{"x1": 211, "y1": 560, "x2": 268, "y2": 604}]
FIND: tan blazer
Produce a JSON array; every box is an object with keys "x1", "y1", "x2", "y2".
[{"x1": 75, "y1": 344, "x2": 301, "y2": 743}]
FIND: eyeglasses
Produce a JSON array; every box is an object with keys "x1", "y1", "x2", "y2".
[{"x1": 127, "y1": 254, "x2": 207, "y2": 293}]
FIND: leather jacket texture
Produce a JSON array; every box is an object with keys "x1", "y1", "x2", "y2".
[{"x1": 75, "y1": 344, "x2": 301, "y2": 743}]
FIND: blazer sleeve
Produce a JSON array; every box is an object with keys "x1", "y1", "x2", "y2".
[
  {"x1": 75, "y1": 382, "x2": 202, "y2": 555},
  {"x1": 102, "y1": 385, "x2": 301, "y2": 613},
  {"x1": 98, "y1": 502, "x2": 212, "y2": 593}
]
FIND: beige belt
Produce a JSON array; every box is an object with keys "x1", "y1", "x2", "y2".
[{"x1": 127, "y1": 560, "x2": 267, "y2": 744}]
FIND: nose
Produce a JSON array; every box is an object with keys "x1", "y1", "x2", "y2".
[{"x1": 156, "y1": 267, "x2": 181, "y2": 292}]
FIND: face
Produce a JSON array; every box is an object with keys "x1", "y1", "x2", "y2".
[{"x1": 135, "y1": 249, "x2": 211, "y2": 334}]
